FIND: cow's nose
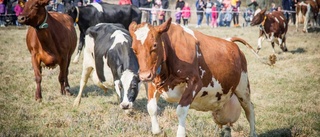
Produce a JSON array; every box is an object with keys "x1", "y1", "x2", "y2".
[
  {"x1": 139, "y1": 72, "x2": 152, "y2": 82},
  {"x1": 17, "y1": 15, "x2": 26, "y2": 24},
  {"x1": 121, "y1": 104, "x2": 130, "y2": 109}
]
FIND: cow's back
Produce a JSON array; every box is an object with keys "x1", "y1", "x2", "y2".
[{"x1": 194, "y1": 30, "x2": 246, "y2": 89}]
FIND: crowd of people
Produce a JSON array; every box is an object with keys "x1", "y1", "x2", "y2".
[{"x1": 0, "y1": 0, "x2": 303, "y2": 28}]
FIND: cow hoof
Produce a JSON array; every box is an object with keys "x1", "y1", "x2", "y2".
[
  {"x1": 152, "y1": 127, "x2": 162, "y2": 135},
  {"x1": 36, "y1": 98, "x2": 42, "y2": 103},
  {"x1": 73, "y1": 98, "x2": 81, "y2": 107}
]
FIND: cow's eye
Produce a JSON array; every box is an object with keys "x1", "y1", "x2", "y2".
[{"x1": 151, "y1": 42, "x2": 157, "y2": 50}]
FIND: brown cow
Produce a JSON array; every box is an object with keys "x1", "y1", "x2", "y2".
[
  {"x1": 17, "y1": 0, "x2": 77, "y2": 101},
  {"x1": 251, "y1": 9, "x2": 288, "y2": 54},
  {"x1": 295, "y1": 0, "x2": 319, "y2": 33},
  {"x1": 129, "y1": 18, "x2": 257, "y2": 136}
]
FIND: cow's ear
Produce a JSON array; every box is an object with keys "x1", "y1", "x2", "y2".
[
  {"x1": 38, "y1": 0, "x2": 50, "y2": 6},
  {"x1": 155, "y1": 17, "x2": 171, "y2": 33},
  {"x1": 129, "y1": 21, "x2": 138, "y2": 37}
]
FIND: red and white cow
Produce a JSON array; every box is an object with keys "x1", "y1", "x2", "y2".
[
  {"x1": 295, "y1": 0, "x2": 319, "y2": 33},
  {"x1": 129, "y1": 18, "x2": 257, "y2": 136},
  {"x1": 251, "y1": 9, "x2": 288, "y2": 54}
]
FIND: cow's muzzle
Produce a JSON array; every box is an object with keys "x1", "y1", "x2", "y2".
[
  {"x1": 139, "y1": 71, "x2": 153, "y2": 82},
  {"x1": 17, "y1": 15, "x2": 27, "y2": 24}
]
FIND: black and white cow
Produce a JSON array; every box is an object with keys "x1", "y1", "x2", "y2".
[
  {"x1": 73, "y1": 23, "x2": 141, "y2": 109},
  {"x1": 66, "y1": 2, "x2": 142, "y2": 63}
]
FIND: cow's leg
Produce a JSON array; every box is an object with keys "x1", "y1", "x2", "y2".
[
  {"x1": 31, "y1": 54, "x2": 42, "y2": 101},
  {"x1": 147, "y1": 83, "x2": 161, "y2": 134},
  {"x1": 73, "y1": 32, "x2": 85, "y2": 63},
  {"x1": 304, "y1": 14, "x2": 309, "y2": 33},
  {"x1": 176, "y1": 77, "x2": 202, "y2": 137},
  {"x1": 296, "y1": 11, "x2": 299, "y2": 32},
  {"x1": 279, "y1": 35, "x2": 288, "y2": 52},
  {"x1": 234, "y1": 72, "x2": 256, "y2": 137},
  {"x1": 73, "y1": 67, "x2": 93, "y2": 107},
  {"x1": 257, "y1": 36, "x2": 264, "y2": 53}
]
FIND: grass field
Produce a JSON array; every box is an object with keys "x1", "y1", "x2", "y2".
[{"x1": 0, "y1": 24, "x2": 319, "y2": 137}]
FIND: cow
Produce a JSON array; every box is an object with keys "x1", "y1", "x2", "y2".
[
  {"x1": 295, "y1": 0, "x2": 319, "y2": 33},
  {"x1": 128, "y1": 18, "x2": 257, "y2": 136},
  {"x1": 17, "y1": 0, "x2": 77, "y2": 101},
  {"x1": 65, "y1": 2, "x2": 142, "y2": 63},
  {"x1": 73, "y1": 23, "x2": 141, "y2": 110},
  {"x1": 250, "y1": 9, "x2": 288, "y2": 54}
]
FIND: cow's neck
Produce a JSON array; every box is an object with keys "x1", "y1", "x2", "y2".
[{"x1": 37, "y1": 11, "x2": 49, "y2": 30}]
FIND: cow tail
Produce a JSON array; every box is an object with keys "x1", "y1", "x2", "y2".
[{"x1": 229, "y1": 37, "x2": 274, "y2": 66}]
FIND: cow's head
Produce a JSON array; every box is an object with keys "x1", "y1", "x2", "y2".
[
  {"x1": 250, "y1": 8, "x2": 266, "y2": 26},
  {"x1": 17, "y1": 0, "x2": 49, "y2": 27},
  {"x1": 129, "y1": 18, "x2": 171, "y2": 82},
  {"x1": 118, "y1": 70, "x2": 140, "y2": 109}
]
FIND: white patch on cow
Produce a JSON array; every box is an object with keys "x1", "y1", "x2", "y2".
[
  {"x1": 254, "y1": 8, "x2": 261, "y2": 16},
  {"x1": 274, "y1": 17, "x2": 279, "y2": 23},
  {"x1": 110, "y1": 30, "x2": 129, "y2": 50},
  {"x1": 196, "y1": 45, "x2": 202, "y2": 57},
  {"x1": 134, "y1": 24, "x2": 149, "y2": 45},
  {"x1": 283, "y1": 22, "x2": 286, "y2": 28},
  {"x1": 257, "y1": 36, "x2": 264, "y2": 50},
  {"x1": 181, "y1": 25, "x2": 197, "y2": 40},
  {"x1": 161, "y1": 83, "x2": 186, "y2": 103},
  {"x1": 199, "y1": 66, "x2": 205, "y2": 79},
  {"x1": 96, "y1": 23, "x2": 104, "y2": 26},
  {"x1": 147, "y1": 96, "x2": 161, "y2": 134},
  {"x1": 176, "y1": 105, "x2": 190, "y2": 137},
  {"x1": 192, "y1": 91, "x2": 196, "y2": 97},
  {"x1": 177, "y1": 69, "x2": 181, "y2": 73},
  {"x1": 119, "y1": 70, "x2": 135, "y2": 108},
  {"x1": 191, "y1": 77, "x2": 231, "y2": 111},
  {"x1": 114, "y1": 80, "x2": 121, "y2": 97},
  {"x1": 89, "y1": 3, "x2": 103, "y2": 12},
  {"x1": 225, "y1": 37, "x2": 231, "y2": 41}
]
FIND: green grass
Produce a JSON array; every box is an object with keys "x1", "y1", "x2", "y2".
[{"x1": 0, "y1": 25, "x2": 319, "y2": 137}]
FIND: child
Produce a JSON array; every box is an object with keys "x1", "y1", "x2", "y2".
[
  {"x1": 151, "y1": 4, "x2": 159, "y2": 26},
  {"x1": 211, "y1": 3, "x2": 218, "y2": 28},
  {"x1": 175, "y1": 7, "x2": 182, "y2": 24},
  {"x1": 158, "y1": 8, "x2": 165, "y2": 25},
  {"x1": 14, "y1": 1, "x2": 24, "y2": 26},
  {"x1": 182, "y1": 2, "x2": 191, "y2": 26}
]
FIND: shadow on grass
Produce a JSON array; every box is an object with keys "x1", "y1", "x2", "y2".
[
  {"x1": 289, "y1": 47, "x2": 306, "y2": 54},
  {"x1": 258, "y1": 128, "x2": 292, "y2": 137},
  {"x1": 133, "y1": 97, "x2": 177, "y2": 115},
  {"x1": 70, "y1": 85, "x2": 115, "y2": 97},
  {"x1": 307, "y1": 27, "x2": 320, "y2": 33}
]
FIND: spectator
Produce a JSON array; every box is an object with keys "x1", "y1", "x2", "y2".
[
  {"x1": 161, "y1": 0, "x2": 169, "y2": 22},
  {"x1": 151, "y1": 4, "x2": 159, "y2": 25},
  {"x1": 211, "y1": 2, "x2": 218, "y2": 28},
  {"x1": 175, "y1": 0, "x2": 185, "y2": 10},
  {"x1": 0, "y1": 0, "x2": 5, "y2": 27},
  {"x1": 282, "y1": 0, "x2": 292, "y2": 22},
  {"x1": 158, "y1": 7, "x2": 165, "y2": 24},
  {"x1": 225, "y1": 4, "x2": 233, "y2": 27},
  {"x1": 270, "y1": 2, "x2": 277, "y2": 12},
  {"x1": 204, "y1": 0, "x2": 213, "y2": 26},
  {"x1": 182, "y1": 2, "x2": 191, "y2": 26},
  {"x1": 247, "y1": 0, "x2": 258, "y2": 13},
  {"x1": 132, "y1": 0, "x2": 139, "y2": 7},
  {"x1": 175, "y1": 0, "x2": 184, "y2": 25},
  {"x1": 139, "y1": 0, "x2": 152, "y2": 23},
  {"x1": 232, "y1": 0, "x2": 240, "y2": 27},
  {"x1": 119, "y1": 0, "x2": 132, "y2": 5},
  {"x1": 291, "y1": 0, "x2": 297, "y2": 25},
  {"x1": 196, "y1": 0, "x2": 205, "y2": 28},
  {"x1": 14, "y1": 1, "x2": 23, "y2": 26},
  {"x1": 175, "y1": 7, "x2": 182, "y2": 24},
  {"x1": 218, "y1": 7, "x2": 226, "y2": 27}
]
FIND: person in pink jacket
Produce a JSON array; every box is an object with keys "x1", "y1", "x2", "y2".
[
  {"x1": 181, "y1": 2, "x2": 191, "y2": 26},
  {"x1": 14, "y1": 1, "x2": 24, "y2": 26},
  {"x1": 211, "y1": 2, "x2": 218, "y2": 28}
]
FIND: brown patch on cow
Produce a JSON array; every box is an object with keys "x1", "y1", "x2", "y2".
[
  {"x1": 216, "y1": 92, "x2": 222, "y2": 101},
  {"x1": 201, "y1": 91, "x2": 208, "y2": 97}
]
